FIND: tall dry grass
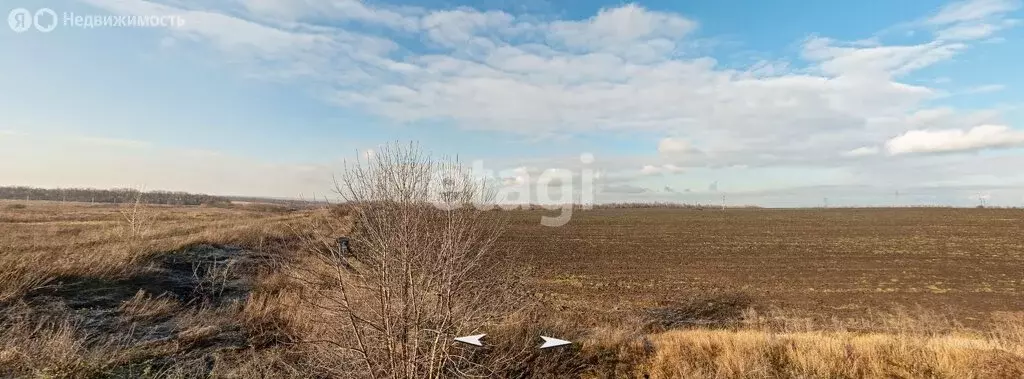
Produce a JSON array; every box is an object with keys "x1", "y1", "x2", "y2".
[
  {"x1": 2, "y1": 196, "x2": 1024, "y2": 377},
  {"x1": 0, "y1": 201, "x2": 304, "y2": 301},
  {"x1": 0, "y1": 200, "x2": 311, "y2": 377},
  {"x1": 566, "y1": 308, "x2": 1024, "y2": 378}
]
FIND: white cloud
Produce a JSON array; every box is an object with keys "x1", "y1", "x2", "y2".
[
  {"x1": 885, "y1": 124, "x2": 1024, "y2": 154},
  {"x1": 802, "y1": 37, "x2": 965, "y2": 77},
  {"x1": 927, "y1": 0, "x2": 1021, "y2": 41},
  {"x1": 500, "y1": 166, "x2": 531, "y2": 186},
  {"x1": 548, "y1": 4, "x2": 696, "y2": 52},
  {"x1": 49, "y1": 0, "x2": 1024, "y2": 205},
  {"x1": 937, "y1": 22, "x2": 999, "y2": 40},
  {"x1": 842, "y1": 146, "x2": 880, "y2": 157},
  {"x1": 640, "y1": 164, "x2": 685, "y2": 175},
  {"x1": 233, "y1": 0, "x2": 421, "y2": 30},
  {"x1": 75, "y1": 0, "x2": 1017, "y2": 170},
  {"x1": 928, "y1": 0, "x2": 1020, "y2": 25},
  {"x1": 82, "y1": 0, "x2": 400, "y2": 81},
  {"x1": 421, "y1": 9, "x2": 517, "y2": 47},
  {"x1": 964, "y1": 84, "x2": 1006, "y2": 94},
  {"x1": 658, "y1": 137, "x2": 690, "y2": 154},
  {"x1": 907, "y1": 107, "x2": 958, "y2": 126}
]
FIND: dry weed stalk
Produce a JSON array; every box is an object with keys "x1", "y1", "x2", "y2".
[{"x1": 119, "y1": 188, "x2": 156, "y2": 241}]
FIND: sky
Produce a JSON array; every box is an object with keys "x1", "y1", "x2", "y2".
[{"x1": 1, "y1": 0, "x2": 1023, "y2": 207}]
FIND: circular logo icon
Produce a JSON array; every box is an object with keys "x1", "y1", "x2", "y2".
[
  {"x1": 34, "y1": 8, "x2": 57, "y2": 33},
  {"x1": 8, "y1": 8, "x2": 32, "y2": 33}
]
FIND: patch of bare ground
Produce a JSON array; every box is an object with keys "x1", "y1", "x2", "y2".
[{"x1": 17, "y1": 244, "x2": 273, "y2": 374}]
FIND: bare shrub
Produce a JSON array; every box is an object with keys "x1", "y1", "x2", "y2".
[
  {"x1": 288, "y1": 142, "x2": 525, "y2": 378},
  {"x1": 119, "y1": 189, "x2": 156, "y2": 241}
]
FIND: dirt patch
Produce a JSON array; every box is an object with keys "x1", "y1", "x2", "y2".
[
  {"x1": 35, "y1": 245, "x2": 257, "y2": 307},
  {"x1": 20, "y1": 244, "x2": 275, "y2": 373},
  {"x1": 645, "y1": 292, "x2": 754, "y2": 330}
]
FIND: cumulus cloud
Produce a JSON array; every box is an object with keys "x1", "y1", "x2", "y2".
[
  {"x1": 658, "y1": 137, "x2": 690, "y2": 154},
  {"x1": 50, "y1": 0, "x2": 1023, "y2": 205},
  {"x1": 500, "y1": 166, "x2": 531, "y2": 186},
  {"x1": 547, "y1": 4, "x2": 697, "y2": 52},
  {"x1": 640, "y1": 164, "x2": 685, "y2": 175},
  {"x1": 235, "y1": 0, "x2": 421, "y2": 30},
  {"x1": 73, "y1": 0, "x2": 1022, "y2": 170},
  {"x1": 885, "y1": 124, "x2": 1024, "y2": 154},
  {"x1": 842, "y1": 146, "x2": 880, "y2": 157}
]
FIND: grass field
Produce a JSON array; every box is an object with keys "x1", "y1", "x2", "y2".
[{"x1": 1, "y1": 201, "x2": 1022, "y2": 377}]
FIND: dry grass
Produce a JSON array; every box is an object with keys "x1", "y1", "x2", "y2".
[
  {"x1": 1, "y1": 200, "x2": 1023, "y2": 377},
  {"x1": 0, "y1": 316, "x2": 117, "y2": 378},
  {"x1": 117, "y1": 291, "x2": 182, "y2": 321},
  {"x1": 635, "y1": 327, "x2": 1024, "y2": 378},
  {"x1": 619, "y1": 309, "x2": 1024, "y2": 378},
  {"x1": 0, "y1": 200, "x2": 314, "y2": 376},
  {"x1": 0, "y1": 200, "x2": 303, "y2": 301}
]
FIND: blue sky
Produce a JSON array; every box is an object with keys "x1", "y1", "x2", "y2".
[{"x1": 1, "y1": 0, "x2": 1023, "y2": 206}]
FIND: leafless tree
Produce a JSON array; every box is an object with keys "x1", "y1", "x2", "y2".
[
  {"x1": 291, "y1": 141, "x2": 525, "y2": 378},
  {"x1": 119, "y1": 188, "x2": 154, "y2": 240}
]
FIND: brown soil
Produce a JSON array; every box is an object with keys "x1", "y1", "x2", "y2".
[{"x1": 503, "y1": 208, "x2": 1024, "y2": 327}]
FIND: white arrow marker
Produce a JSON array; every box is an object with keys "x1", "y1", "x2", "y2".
[
  {"x1": 454, "y1": 334, "x2": 486, "y2": 347},
  {"x1": 539, "y1": 336, "x2": 572, "y2": 349}
]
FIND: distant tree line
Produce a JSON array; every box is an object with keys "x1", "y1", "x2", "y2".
[
  {"x1": 225, "y1": 196, "x2": 324, "y2": 208},
  {"x1": 592, "y1": 202, "x2": 762, "y2": 209},
  {"x1": 0, "y1": 186, "x2": 230, "y2": 206}
]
